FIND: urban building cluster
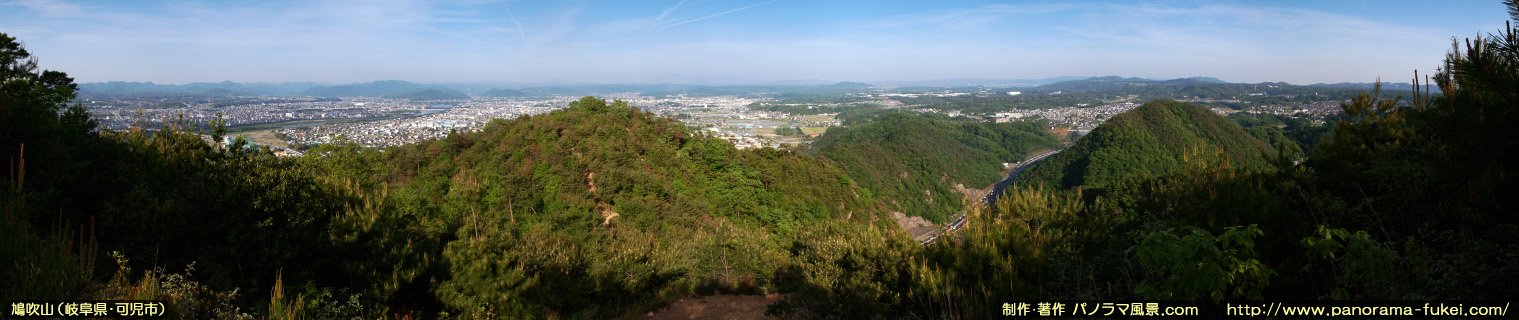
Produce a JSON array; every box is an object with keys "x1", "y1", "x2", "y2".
[
  {"x1": 277, "y1": 97, "x2": 575, "y2": 147},
  {"x1": 82, "y1": 97, "x2": 426, "y2": 131},
  {"x1": 1212, "y1": 100, "x2": 1343, "y2": 120},
  {"x1": 272, "y1": 95, "x2": 805, "y2": 149},
  {"x1": 978, "y1": 99, "x2": 1343, "y2": 130},
  {"x1": 82, "y1": 90, "x2": 1346, "y2": 154},
  {"x1": 981, "y1": 102, "x2": 1143, "y2": 130}
]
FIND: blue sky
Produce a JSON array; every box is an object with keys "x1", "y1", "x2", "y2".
[{"x1": 1, "y1": 0, "x2": 1510, "y2": 85}]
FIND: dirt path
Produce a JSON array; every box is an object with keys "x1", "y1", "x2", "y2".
[{"x1": 645, "y1": 294, "x2": 785, "y2": 320}]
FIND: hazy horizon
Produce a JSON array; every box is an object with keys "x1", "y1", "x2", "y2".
[
  {"x1": 65, "y1": 76, "x2": 1409, "y2": 88},
  {"x1": 3, "y1": 0, "x2": 1507, "y2": 85}
]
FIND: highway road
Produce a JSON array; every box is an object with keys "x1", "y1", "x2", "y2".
[
  {"x1": 983, "y1": 150, "x2": 1060, "y2": 206},
  {"x1": 919, "y1": 149, "x2": 1060, "y2": 245}
]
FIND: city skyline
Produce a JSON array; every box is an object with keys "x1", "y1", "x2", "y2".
[{"x1": 2, "y1": 0, "x2": 1509, "y2": 85}]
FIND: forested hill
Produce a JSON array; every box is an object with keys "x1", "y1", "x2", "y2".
[
  {"x1": 370, "y1": 96, "x2": 884, "y2": 231},
  {"x1": 811, "y1": 112, "x2": 1061, "y2": 222},
  {"x1": 333, "y1": 96, "x2": 894, "y2": 316},
  {"x1": 1020, "y1": 100, "x2": 1275, "y2": 190},
  {"x1": 8, "y1": 1, "x2": 1519, "y2": 314}
]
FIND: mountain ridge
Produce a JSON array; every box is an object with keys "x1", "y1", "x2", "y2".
[
  {"x1": 1019, "y1": 100, "x2": 1276, "y2": 190},
  {"x1": 77, "y1": 75, "x2": 1367, "y2": 98},
  {"x1": 811, "y1": 112, "x2": 1061, "y2": 222}
]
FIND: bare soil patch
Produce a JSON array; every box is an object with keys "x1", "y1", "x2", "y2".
[
  {"x1": 645, "y1": 294, "x2": 786, "y2": 320},
  {"x1": 892, "y1": 211, "x2": 938, "y2": 241}
]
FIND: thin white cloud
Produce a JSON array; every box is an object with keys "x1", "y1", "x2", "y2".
[
  {"x1": 1037, "y1": 3, "x2": 1450, "y2": 83},
  {"x1": 2, "y1": 0, "x2": 1491, "y2": 84},
  {"x1": 3, "y1": 0, "x2": 537, "y2": 82},
  {"x1": 654, "y1": 0, "x2": 688, "y2": 22},
  {"x1": 1054, "y1": 2, "x2": 1442, "y2": 58},
  {"x1": 504, "y1": 6, "x2": 528, "y2": 44},
  {"x1": 865, "y1": 3, "x2": 1076, "y2": 30},
  {"x1": 652, "y1": 0, "x2": 778, "y2": 31},
  {"x1": 5, "y1": 0, "x2": 82, "y2": 17}
]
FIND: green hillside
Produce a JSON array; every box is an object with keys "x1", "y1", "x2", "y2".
[
  {"x1": 316, "y1": 96, "x2": 893, "y2": 317},
  {"x1": 1020, "y1": 100, "x2": 1275, "y2": 190},
  {"x1": 3, "y1": 47, "x2": 905, "y2": 317},
  {"x1": 370, "y1": 96, "x2": 885, "y2": 236},
  {"x1": 7, "y1": 3, "x2": 1519, "y2": 317},
  {"x1": 1227, "y1": 112, "x2": 1334, "y2": 159},
  {"x1": 811, "y1": 112, "x2": 1061, "y2": 222}
]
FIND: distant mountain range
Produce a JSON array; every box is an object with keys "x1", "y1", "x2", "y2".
[
  {"x1": 296, "y1": 80, "x2": 434, "y2": 97},
  {"x1": 76, "y1": 76, "x2": 1432, "y2": 99},
  {"x1": 78, "y1": 81, "x2": 326, "y2": 97},
  {"x1": 872, "y1": 77, "x2": 1090, "y2": 87},
  {"x1": 390, "y1": 89, "x2": 471, "y2": 101},
  {"x1": 78, "y1": 80, "x2": 486, "y2": 100},
  {"x1": 872, "y1": 76, "x2": 1230, "y2": 88}
]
